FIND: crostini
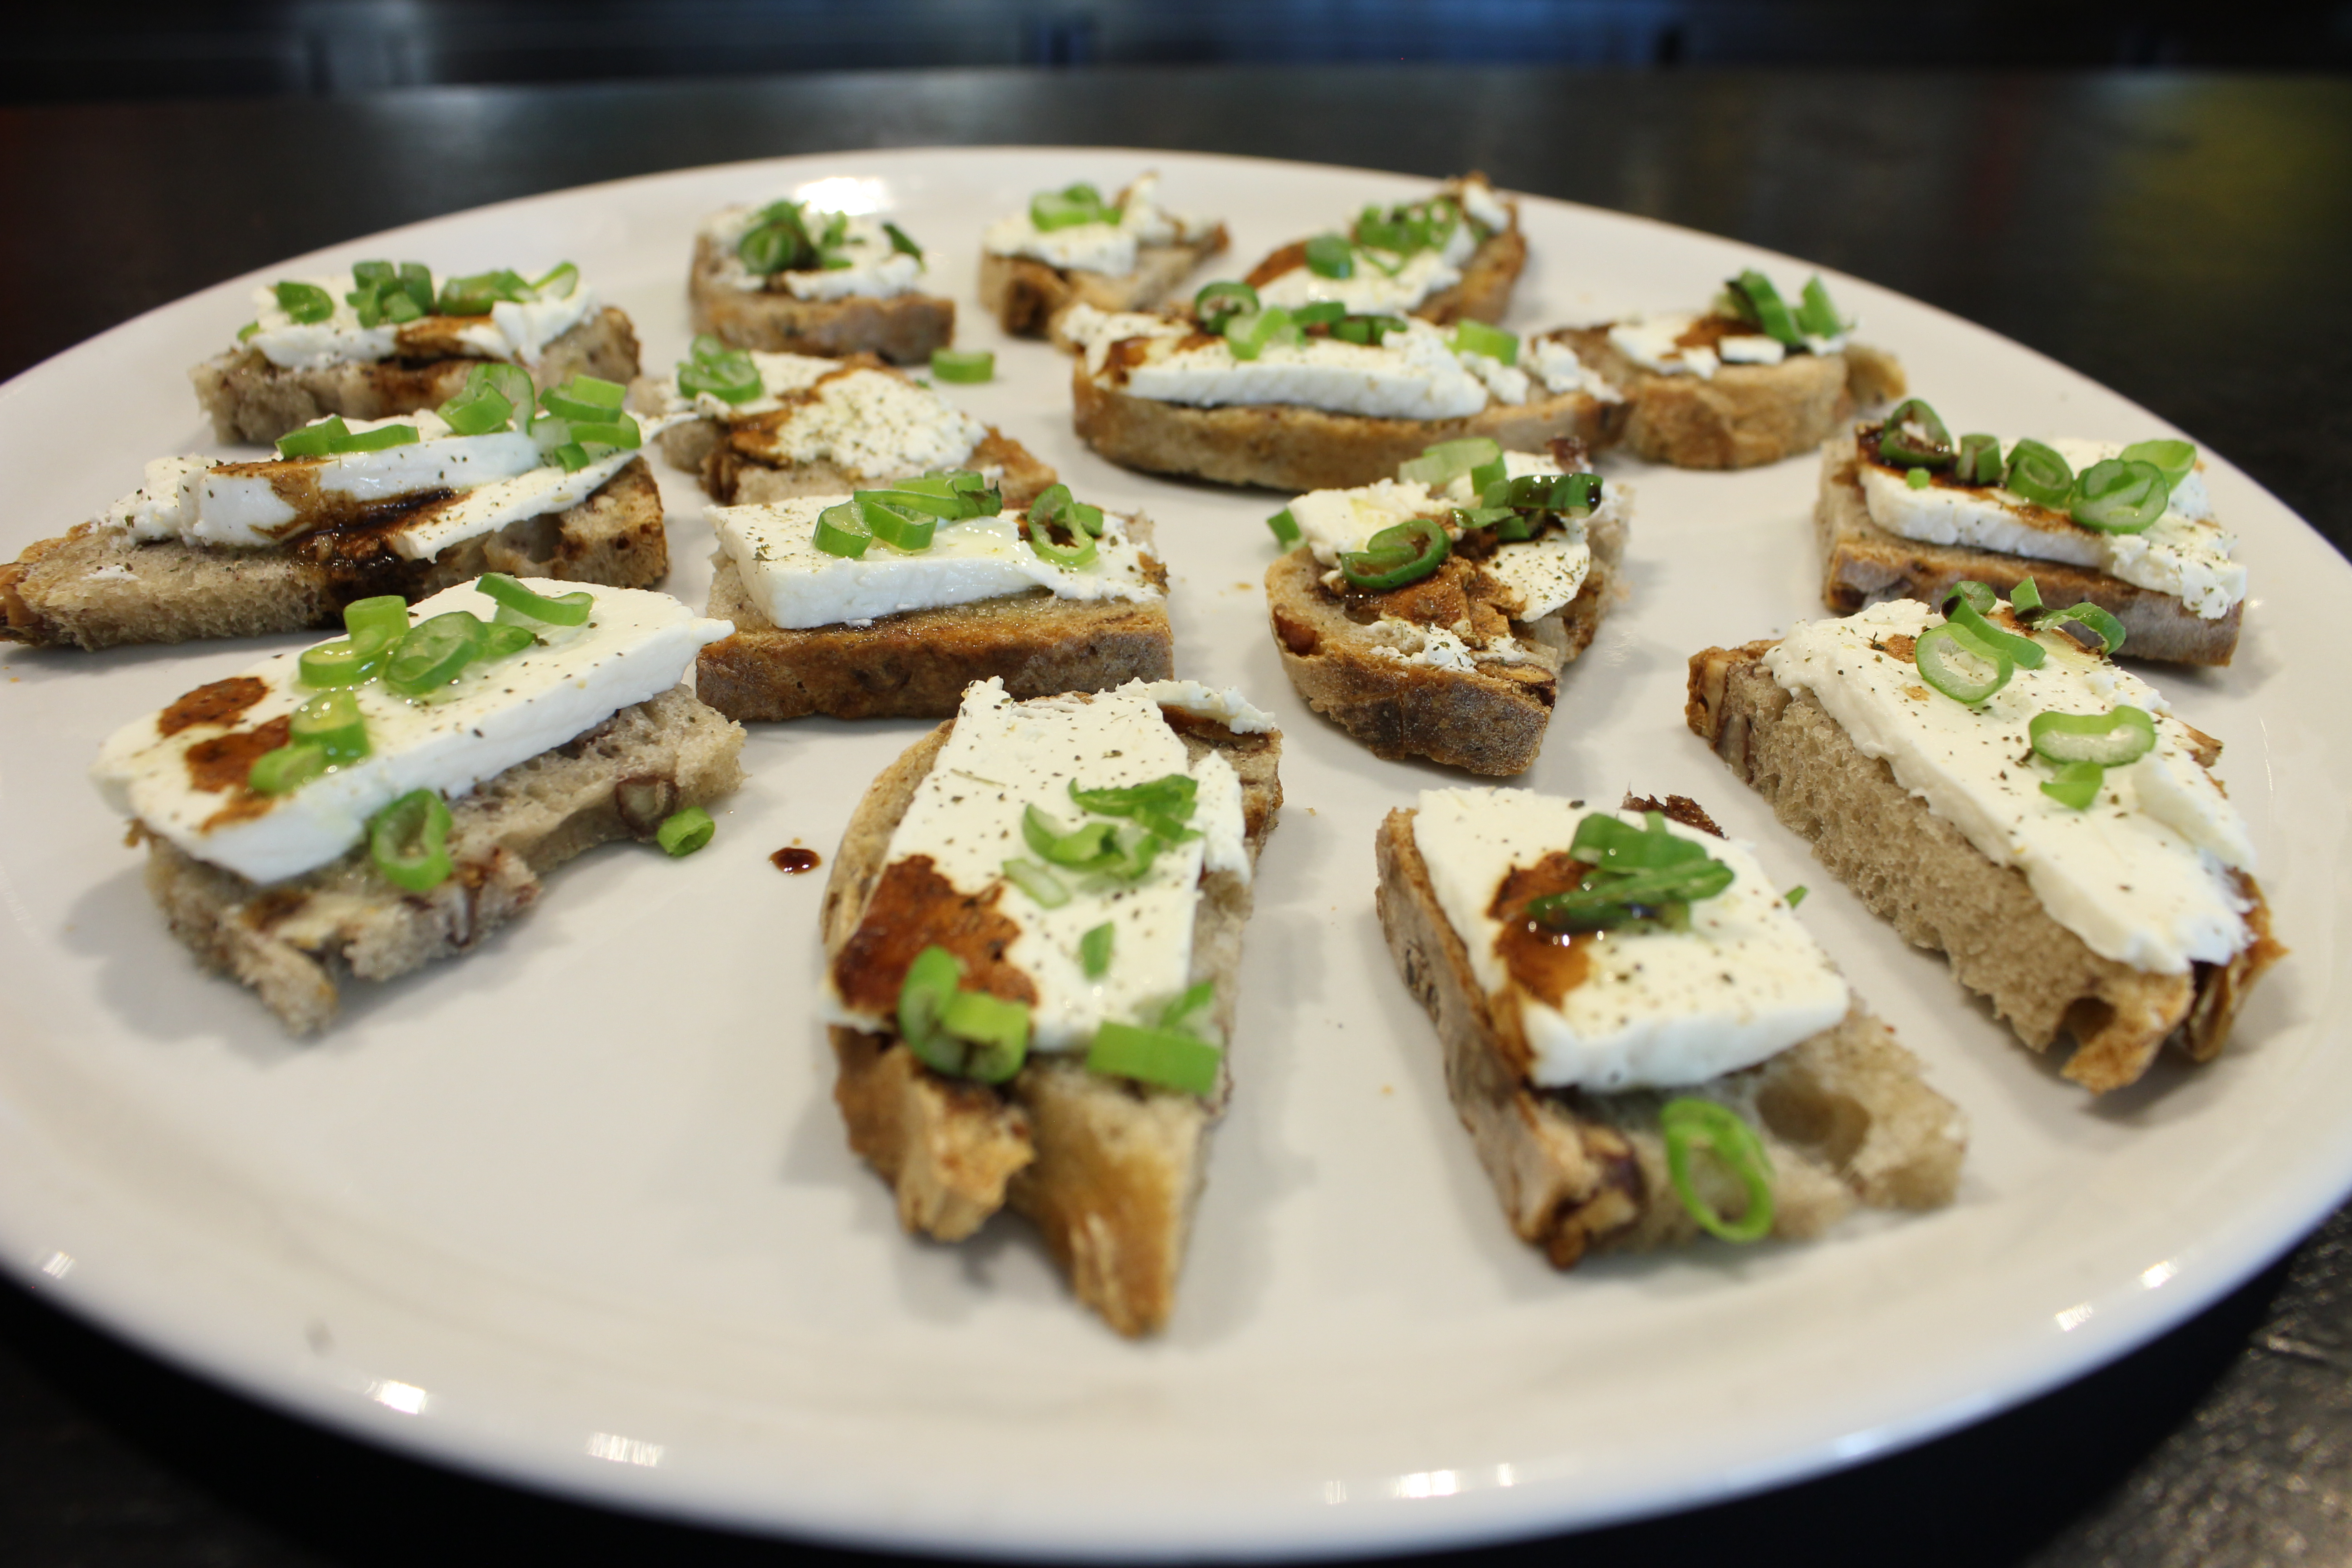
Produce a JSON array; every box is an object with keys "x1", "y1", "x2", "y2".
[
  {"x1": 93, "y1": 577, "x2": 742, "y2": 1033},
  {"x1": 1239, "y1": 172, "x2": 1525, "y2": 327},
  {"x1": 689, "y1": 194, "x2": 954, "y2": 364},
  {"x1": 978, "y1": 174, "x2": 1228, "y2": 344},
  {"x1": 821, "y1": 677, "x2": 1282, "y2": 1336}
]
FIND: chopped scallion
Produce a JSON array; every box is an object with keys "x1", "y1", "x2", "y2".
[
  {"x1": 2070, "y1": 458, "x2": 2170, "y2": 534},
  {"x1": 1303, "y1": 233, "x2": 1355, "y2": 279},
  {"x1": 1450, "y1": 319, "x2": 1519, "y2": 366},
  {"x1": 1079, "y1": 921, "x2": 1114, "y2": 978},
  {"x1": 1001, "y1": 858, "x2": 1070, "y2": 908},
  {"x1": 369, "y1": 789, "x2": 455, "y2": 893},
  {"x1": 289, "y1": 688, "x2": 368, "y2": 764},
  {"x1": 813, "y1": 501, "x2": 872, "y2": 559},
  {"x1": 929, "y1": 348, "x2": 994, "y2": 383},
  {"x1": 656, "y1": 806, "x2": 714, "y2": 856},
  {"x1": 2003, "y1": 439, "x2": 2074, "y2": 509},
  {"x1": 2029, "y1": 705, "x2": 2156, "y2": 767},
  {"x1": 274, "y1": 280, "x2": 335, "y2": 324},
  {"x1": 477, "y1": 572, "x2": 593, "y2": 626},
  {"x1": 1086, "y1": 1021, "x2": 1220, "y2": 1096},
  {"x1": 1266, "y1": 507, "x2": 1302, "y2": 548},
  {"x1": 1878, "y1": 399, "x2": 1955, "y2": 468},
  {"x1": 1661, "y1": 1098, "x2": 1774, "y2": 1243},
  {"x1": 2040, "y1": 761, "x2": 2107, "y2": 810},
  {"x1": 247, "y1": 742, "x2": 326, "y2": 796}
]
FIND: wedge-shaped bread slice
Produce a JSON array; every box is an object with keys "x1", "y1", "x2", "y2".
[
  {"x1": 2, "y1": 457, "x2": 667, "y2": 651},
  {"x1": 1376, "y1": 794, "x2": 1964, "y2": 1268},
  {"x1": 1071, "y1": 318, "x2": 1625, "y2": 492},
  {"x1": 1556, "y1": 320, "x2": 1903, "y2": 470},
  {"x1": 822, "y1": 681, "x2": 1282, "y2": 1335},
  {"x1": 633, "y1": 352, "x2": 1057, "y2": 509},
  {"x1": 192, "y1": 306, "x2": 642, "y2": 446},
  {"x1": 698, "y1": 510, "x2": 1174, "y2": 722},
  {"x1": 1266, "y1": 446, "x2": 1627, "y2": 774},
  {"x1": 1240, "y1": 173, "x2": 1526, "y2": 327},
  {"x1": 1687, "y1": 630, "x2": 2284, "y2": 1092},
  {"x1": 979, "y1": 175, "x2": 1229, "y2": 344},
  {"x1": 1816, "y1": 431, "x2": 2243, "y2": 666},
  {"x1": 688, "y1": 230, "x2": 954, "y2": 364}
]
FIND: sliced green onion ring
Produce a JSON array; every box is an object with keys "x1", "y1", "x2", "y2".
[
  {"x1": 1451, "y1": 319, "x2": 1519, "y2": 365},
  {"x1": 2029, "y1": 705, "x2": 2156, "y2": 767},
  {"x1": 812, "y1": 502, "x2": 872, "y2": 559},
  {"x1": 1079, "y1": 921, "x2": 1115, "y2": 978},
  {"x1": 1023, "y1": 805, "x2": 1119, "y2": 870},
  {"x1": 1794, "y1": 276, "x2": 1846, "y2": 340},
  {"x1": 897, "y1": 946, "x2": 966, "y2": 1076},
  {"x1": 1193, "y1": 280, "x2": 1259, "y2": 329},
  {"x1": 1086, "y1": 1021, "x2": 1221, "y2": 1096},
  {"x1": 1939, "y1": 586, "x2": 2044, "y2": 669},
  {"x1": 1906, "y1": 467, "x2": 1931, "y2": 491},
  {"x1": 1224, "y1": 306, "x2": 1300, "y2": 361},
  {"x1": 1303, "y1": 233, "x2": 1355, "y2": 278},
  {"x1": 274, "y1": 416, "x2": 350, "y2": 459},
  {"x1": 1069, "y1": 773, "x2": 1197, "y2": 825},
  {"x1": 1266, "y1": 507, "x2": 1302, "y2": 548},
  {"x1": 2119, "y1": 439, "x2": 2196, "y2": 488},
  {"x1": 1730, "y1": 270, "x2": 1801, "y2": 345},
  {"x1": 2037, "y1": 601, "x2": 2127, "y2": 655},
  {"x1": 1661, "y1": 1098, "x2": 1774, "y2": 1243},
  {"x1": 2004, "y1": 438, "x2": 2075, "y2": 509},
  {"x1": 478, "y1": 572, "x2": 593, "y2": 626},
  {"x1": 247, "y1": 742, "x2": 326, "y2": 796},
  {"x1": 1398, "y1": 437, "x2": 1503, "y2": 487},
  {"x1": 477, "y1": 622, "x2": 536, "y2": 659},
  {"x1": 882, "y1": 221, "x2": 923, "y2": 260},
  {"x1": 1001, "y1": 858, "x2": 1071, "y2": 908},
  {"x1": 930, "y1": 348, "x2": 994, "y2": 383},
  {"x1": 369, "y1": 789, "x2": 455, "y2": 892},
  {"x1": 290, "y1": 688, "x2": 369, "y2": 764},
  {"x1": 2009, "y1": 575, "x2": 2043, "y2": 614},
  {"x1": 1339, "y1": 515, "x2": 1449, "y2": 590},
  {"x1": 938, "y1": 990, "x2": 1030, "y2": 1083},
  {"x1": 858, "y1": 496, "x2": 939, "y2": 553},
  {"x1": 2070, "y1": 458, "x2": 2170, "y2": 534},
  {"x1": 274, "y1": 280, "x2": 334, "y2": 323},
  {"x1": 656, "y1": 806, "x2": 715, "y2": 856},
  {"x1": 383, "y1": 611, "x2": 486, "y2": 697},
  {"x1": 1784, "y1": 885, "x2": 1808, "y2": 908},
  {"x1": 1954, "y1": 432, "x2": 2004, "y2": 485},
  {"x1": 1878, "y1": 398, "x2": 1955, "y2": 468},
  {"x1": 2041, "y1": 761, "x2": 2107, "y2": 810},
  {"x1": 1914, "y1": 622, "x2": 2013, "y2": 705}
]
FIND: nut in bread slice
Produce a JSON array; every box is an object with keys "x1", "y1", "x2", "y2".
[
  {"x1": 1816, "y1": 430, "x2": 2243, "y2": 666},
  {"x1": 821, "y1": 682, "x2": 1282, "y2": 1335},
  {"x1": 191, "y1": 306, "x2": 642, "y2": 446},
  {"x1": 1376, "y1": 793, "x2": 1965, "y2": 1268},
  {"x1": 1686, "y1": 636, "x2": 2284, "y2": 1092},
  {"x1": 2, "y1": 457, "x2": 669, "y2": 651}
]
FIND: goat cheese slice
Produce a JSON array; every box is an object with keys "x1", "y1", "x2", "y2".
[
  {"x1": 1412, "y1": 789, "x2": 1851, "y2": 1091},
  {"x1": 1857, "y1": 437, "x2": 2243, "y2": 618},
  {"x1": 822, "y1": 679, "x2": 1256, "y2": 1053},
  {"x1": 1116, "y1": 317, "x2": 1490, "y2": 420},
  {"x1": 711, "y1": 495, "x2": 1163, "y2": 629},
  {"x1": 243, "y1": 269, "x2": 598, "y2": 370},
  {"x1": 92, "y1": 581, "x2": 733, "y2": 886}
]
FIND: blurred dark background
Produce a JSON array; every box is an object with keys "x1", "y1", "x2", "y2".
[{"x1": 6, "y1": 0, "x2": 2349, "y2": 104}]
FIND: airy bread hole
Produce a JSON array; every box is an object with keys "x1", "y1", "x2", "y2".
[
  {"x1": 2063, "y1": 995, "x2": 2117, "y2": 1049},
  {"x1": 1756, "y1": 1079, "x2": 1869, "y2": 1171}
]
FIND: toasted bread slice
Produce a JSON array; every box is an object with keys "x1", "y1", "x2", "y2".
[
  {"x1": 1814, "y1": 436, "x2": 2242, "y2": 666},
  {"x1": 822, "y1": 697, "x2": 1282, "y2": 1336},
  {"x1": 1557, "y1": 325, "x2": 1903, "y2": 470},
  {"x1": 688, "y1": 233, "x2": 955, "y2": 363},
  {"x1": 1376, "y1": 799, "x2": 1963, "y2": 1267},
  {"x1": 189, "y1": 306, "x2": 642, "y2": 446},
  {"x1": 1686, "y1": 639, "x2": 2284, "y2": 1091},
  {"x1": 981, "y1": 227, "x2": 1231, "y2": 347},
  {"x1": 1073, "y1": 360, "x2": 1624, "y2": 492},
  {"x1": 1, "y1": 458, "x2": 667, "y2": 651},
  {"x1": 697, "y1": 517, "x2": 1175, "y2": 722},
  {"x1": 1241, "y1": 175, "x2": 1528, "y2": 327},
  {"x1": 1265, "y1": 500, "x2": 1625, "y2": 775},
  {"x1": 143, "y1": 686, "x2": 744, "y2": 1034}
]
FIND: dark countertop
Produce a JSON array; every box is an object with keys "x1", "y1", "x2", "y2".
[{"x1": 2, "y1": 64, "x2": 2348, "y2": 1568}]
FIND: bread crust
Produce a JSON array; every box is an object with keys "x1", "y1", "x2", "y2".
[
  {"x1": 1559, "y1": 326, "x2": 1904, "y2": 470},
  {"x1": 1686, "y1": 639, "x2": 2285, "y2": 1091},
  {"x1": 978, "y1": 224, "x2": 1231, "y2": 345},
  {"x1": 1376, "y1": 804, "x2": 1964, "y2": 1268},
  {"x1": 1, "y1": 457, "x2": 668, "y2": 651},
  {"x1": 696, "y1": 517, "x2": 1176, "y2": 721},
  {"x1": 1072, "y1": 359, "x2": 1626, "y2": 492},
  {"x1": 188, "y1": 307, "x2": 642, "y2": 446},
  {"x1": 1813, "y1": 436, "x2": 2243, "y2": 666},
  {"x1": 687, "y1": 233, "x2": 955, "y2": 363},
  {"x1": 1264, "y1": 504, "x2": 1625, "y2": 774},
  {"x1": 143, "y1": 686, "x2": 745, "y2": 1034},
  {"x1": 821, "y1": 698, "x2": 1283, "y2": 1335}
]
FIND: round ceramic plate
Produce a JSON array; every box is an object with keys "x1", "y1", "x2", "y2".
[{"x1": 0, "y1": 147, "x2": 2335, "y2": 1559}]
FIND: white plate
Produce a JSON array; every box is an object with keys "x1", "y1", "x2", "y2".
[{"x1": 0, "y1": 147, "x2": 2338, "y2": 1559}]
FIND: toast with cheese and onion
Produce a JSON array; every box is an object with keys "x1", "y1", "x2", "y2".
[
  {"x1": 1553, "y1": 271, "x2": 1902, "y2": 469},
  {"x1": 697, "y1": 477, "x2": 1174, "y2": 722},
  {"x1": 1237, "y1": 173, "x2": 1525, "y2": 328},
  {"x1": 1377, "y1": 789, "x2": 1964, "y2": 1267},
  {"x1": 688, "y1": 197, "x2": 954, "y2": 364},
  {"x1": 821, "y1": 678, "x2": 1282, "y2": 1336},
  {"x1": 1266, "y1": 438, "x2": 1628, "y2": 775},
  {"x1": 2, "y1": 401, "x2": 672, "y2": 651},
  {"x1": 629, "y1": 342, "x2": 1056, "y2": 509},
  {"x1": 192, "y1": 259, "x2": 637, "y2": 444},
  {"x1": 94, "y1": 579, "x2": 742, "y2": 1033},
  {"x1": 1816, "y1": 407, "x2": 2244, "y2": 666},
  {"x1": 1687, "y1": 594, "x2": 2283, "y2": 1092},
  {"x1": 978, "y1": 173, "x2": 1229, "y2": 345},
  {"x1": 1066, "y1": 308, "x2": 1625, "y2": 492}
]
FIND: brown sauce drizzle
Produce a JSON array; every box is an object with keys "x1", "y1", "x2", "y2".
[
  {"x1": 1244, "y1": 241, "x2": 1308, "y2": 289},
  {"x1": 832, "y1": 854, "x2": 1036, "y2": 1017},
  {"x1": 184, "y1": 715, "x2": 291, "y2": 794},
  {"x1": 1487, "y1": 850, "x2": 1597, "y2": 1007},
  {"x1": 771, "y1": 846, "x2": 822, "y2": 874},
  {"x1": 158, "y1": 676, "x2": 268, "y2": 737}
]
